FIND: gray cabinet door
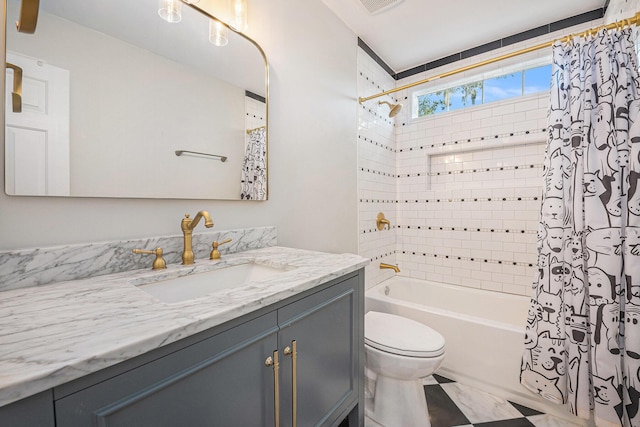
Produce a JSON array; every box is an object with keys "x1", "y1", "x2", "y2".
[
  {"x1": 277, "y1": 275, "x2": 360, "y2": 427},
  {"x1": 55, "y1": 312, "x2": 278, "y2": 427},
  {"x1": 0, "y1": 390, "x2": 55, "y2": 427}
]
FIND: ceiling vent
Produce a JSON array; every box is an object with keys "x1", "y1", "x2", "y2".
[{"x1": 357, "y1": 0, "x2": 404, "y2": 15}]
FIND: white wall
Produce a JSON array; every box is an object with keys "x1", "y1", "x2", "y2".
[{"x1": 0, "y1": 0, "x2": 359, "y2": 254}]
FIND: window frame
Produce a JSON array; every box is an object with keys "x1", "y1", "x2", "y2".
[{"x1": 410, "y1": 56, "x2": 552, "y2": 120}]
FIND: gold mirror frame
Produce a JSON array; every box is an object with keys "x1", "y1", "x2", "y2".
[
  {"x1": 3, "y1": 0, "x2": 269, "y2": 200},
  {"x1": 185, "y1": 1, "x2": 270, "y2": 201}
]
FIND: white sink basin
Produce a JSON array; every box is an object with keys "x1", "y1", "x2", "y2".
[{"x1": 136, "y1": 263, "x2": 288, "y2": 303}]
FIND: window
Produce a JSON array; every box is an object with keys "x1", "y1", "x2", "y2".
[{"x1": 413, "y1": 63, "x2": 552, "y2": 118}]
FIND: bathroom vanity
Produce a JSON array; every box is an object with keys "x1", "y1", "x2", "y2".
[{"x1": 0, "y1": 246, "x2": 367, "y2": 426}]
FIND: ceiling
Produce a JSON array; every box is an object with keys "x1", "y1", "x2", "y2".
[{"x1": 321, "y1": 0, "x2": 607, "y2": 73}]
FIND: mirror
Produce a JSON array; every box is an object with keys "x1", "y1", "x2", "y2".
[{"x1": 4, "y1": 0, "x2": 268, "y2": 200}]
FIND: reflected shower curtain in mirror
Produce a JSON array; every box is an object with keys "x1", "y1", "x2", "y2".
[
  {"x1": 240, "y1": 127, "x2": 266, "y2": 200},
  {"x1": 520, "y1": 27, "x2": 640, "y2": 426}
]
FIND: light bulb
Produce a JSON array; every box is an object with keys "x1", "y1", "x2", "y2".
[
  {"x1": 158, "y1": 0, "x2": 182, "y2": 23},
  {"x1": 209, "y1": 20, "x2": 229, "y2": 46},
  {"x1": 229, "y1": 0, "x2": 247, "y2": 31}
]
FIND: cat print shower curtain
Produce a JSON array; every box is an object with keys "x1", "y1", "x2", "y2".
[
  {"x1": 520, "y1": 27, "x2": 640, "y2": 426},
  {"x1": 240, "y1": 126, "x2": 267, "y2": 200}
]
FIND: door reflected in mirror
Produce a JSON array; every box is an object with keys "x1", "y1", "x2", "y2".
[{"x1": 4, "y1": 0, "x2": 268, "y2": 200}]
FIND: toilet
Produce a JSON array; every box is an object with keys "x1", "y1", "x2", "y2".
[{"x1": 364, "y1": 311, "x2": 446, "y2": 427}]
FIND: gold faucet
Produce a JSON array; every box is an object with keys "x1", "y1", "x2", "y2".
[
  {"x1": 181, "y1": 211, "x2": 214, "y2": 265},
  {"x1": 380, "y1": 263, "x2": 400, "y2": 273}
]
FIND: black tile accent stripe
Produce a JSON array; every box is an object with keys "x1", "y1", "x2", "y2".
[
  {"x1": 361, "y1": 227, "x2": 397, "y2": 234},
  {"x1": 396, "y1": 225, "x2": 537, "y2": 235},
  {"x1": 400, "y1": 251, "x2": 535, "y2": 268},
  {"x1": 358, "y1": 70, "x2": 397, "y2": 100},
  {"x1": 358, "y1": 37, "x2": 395, "y2": 76},
  {"x1": 359, "y1": 102, "x2": 395, "y2": 125},
  {"x1": 357, "y1": 135, "x2": 396, "y2": 153},
  {"x1": 359, "y1": 199, "x2": 397, "y2": 203},
  {"x1": 370, "y1": 251, "x2": 397, "y2": 262},
  {"x1": 244, "y1": 90, "x2": 265, "y2": 103},
  {"x1": 359, "y1": 196, "x2": 539, "y2": 203},
  {"x1": 359, "y1": 167, "x2": 396, "y2": 178},
  {"x1": 398, "y1": 196, "x2": 540, "y2": 203},
  {"x1": 549, "y1": 9, "x2": 604, "y2": 33},
  {"x1": 461, "y1": 40, "x2": 503, "y2": 60},
  {"x1": 245, "y1": 112, "x2": 265, "y2": 121},
  {"x1": 397, "y1": 129, "x2": 546, "y2": 152},
  {"x1": 398, "y1": 163, "x2": 542, "y2": 177},
  {"x1": 359, "y1": 8, "x2": 606, "y2": 80}
]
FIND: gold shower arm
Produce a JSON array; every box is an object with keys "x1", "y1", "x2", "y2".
[
  {"x1": 358, "y1": 12, "x2": 640, "y2": 104},
  {"x1": 16, "y1": 0, "x2": 40, "y2": 34},
  {"x1": 5, "y1": 63, "x2": 23, "y2": 113}
]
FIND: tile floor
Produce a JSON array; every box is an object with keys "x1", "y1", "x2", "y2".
[{"x1": 365, "y1": 374, "x2": 581, "y2": 427}]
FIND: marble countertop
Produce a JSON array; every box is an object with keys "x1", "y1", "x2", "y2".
[{"x1": 0, "y1": 246, "x2": 368, "y2": 408}]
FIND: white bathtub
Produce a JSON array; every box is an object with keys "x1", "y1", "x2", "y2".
[{"x1": 365, "y1": 276, "x2": 588, "y2": 423}]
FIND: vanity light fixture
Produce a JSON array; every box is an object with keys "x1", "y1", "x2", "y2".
[
  {"x1": 209, "y1": 20, "x2": 229, "y2": 46},
  {"x1": 229, "y1": 0, "x2": 248, "y2": 31},
  {"x1": 158, "y1": 0, "x2": 182, "y2": 23}
]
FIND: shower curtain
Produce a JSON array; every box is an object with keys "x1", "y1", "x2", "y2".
[
  {"x1": 240, "y1": 126, "x2": 267, "y2": 200},
  {"x1": 520, "y1": 27, "x2": 640, "y2": 426}
]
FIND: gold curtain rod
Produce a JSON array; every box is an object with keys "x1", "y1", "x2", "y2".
[
  {"x1": 246, "y1": 125, "x2": 266, "y2": 134},
  {"x1": 358, "y1": 12, "x2": 640, "y2": 104}
]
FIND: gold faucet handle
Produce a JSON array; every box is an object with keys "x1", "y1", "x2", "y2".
[
  {"x1": 376, "y1": 212, "x2": 391, "y2": 230},
  {"x1": 133, "y1": 247, "x2": 167, "y2": 270},
  {"x1": 210, "y1": 238, "x2": 232, "y2": 260}
]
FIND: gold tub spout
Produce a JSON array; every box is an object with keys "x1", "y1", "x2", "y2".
[
  {"x1": 181, "y1": 210, "x2": 214, "y2": 265},
  {"x1": 380, "y1": 263, "x2": 400, "y2": 273}
]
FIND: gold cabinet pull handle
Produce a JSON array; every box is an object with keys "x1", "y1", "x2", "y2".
[
  {"x1": 265, "y1": 351, "x2": 280, "y2": 427},
  {"x1": 284, "y1": 340, "x2": 297, "y2": 427}
]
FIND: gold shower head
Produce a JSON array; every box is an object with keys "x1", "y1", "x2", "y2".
[{"x1": 378, "y1": 100, "x2": 402, "y2": 118}]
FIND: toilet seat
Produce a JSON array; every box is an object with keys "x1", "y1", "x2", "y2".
[{"x1": 365, "y1": 311, "x2": 445, "y2": 358}]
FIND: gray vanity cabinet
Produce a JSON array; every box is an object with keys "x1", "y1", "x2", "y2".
[
  {"x1": 49, "y1": 270, "x2": 363, "y2": 427},
  {"x1": 54, "y1": 311, "x2": 280, "y2": 426},
  {"x1": 0, "y1": 390, "x2": 55, "y2": 427},
  {"x1": 278, "y1": 278, "x2": 361, "y2": 426}
]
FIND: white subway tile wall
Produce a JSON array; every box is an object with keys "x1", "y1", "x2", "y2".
[
  {"x1": 245, "y1": 96, "x2": 266, "y2": 131},
  {"x1": 357, "y1": 17, "x2": 604, "y2": 296},
  {"x1": 358, "y1": 48, "x2": 398, "y2": 288}
]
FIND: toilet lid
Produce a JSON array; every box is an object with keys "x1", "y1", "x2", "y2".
[{"x1": 365, "y1": 311, "x2": 445, "y2": 358}]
